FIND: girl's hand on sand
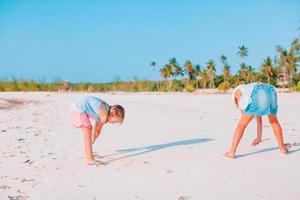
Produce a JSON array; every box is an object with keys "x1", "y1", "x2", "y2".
[{"x1": 251, "y1": 138, "x2": 262, "y2": 146}]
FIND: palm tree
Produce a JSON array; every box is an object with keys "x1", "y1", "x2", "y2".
[
  {"x1": 198, "y1": 69, "x2": 209, "y2": 89},
  {"x1": 220, "y1": 55, "x2": 231, "y2": 82},
  {"x1": 237, "y1": 45, "x2": 249, "y2": 60},
  {"x1": 276, "y1": 38, "x2": 300, "y2": 87},
  {"x1": 220, "y1": 55, "x2": 227, "y2": 66},
  {"x1": 172, "y1": 65, "x2": 184, "y2": 91},
  {"x1": 150, "y1": 61, "x2": 159, "y2": 90},
  {"x1": 170, "y1": 59, "x2": 183, "y2": 78},
  {"x1": 239, "y1": 63, "x2": 250, "y2": 83},
  {"x1": 194, "y1": 64, "x2": 201, "y2": 89},
  {"x1": 169, "y1": 57, "x2": 179, "y2": 71},
  {"x1": 168, "y1": 57, "x2": 182, "y2": 78},
  {"x1": 248, "y1": 65, "x2": 255, "y2": 82},
  {"x1": 195, "y1": 64, "x2": 201, "y2": 73},
  {"x1": 262, "y1": 57, "x2": 274, "y2": 84},
  {"x1": 237, "y1": 46, "x2": 249, "y2": 84},
  {"x1": 172, "y1": 65, "x2": 184, "y2": 78},
  {"x1": 160, "y1": 64, "x2": 172, "y2": 91},
  {"x1": 150, "y1": 61, "x2": 156, "y2": 70},
  {"x1": 207, "y1": 59, "x2": 216, "y2": 88},
  {"x1": 168, "y1": 57, "x2": 183, "y2": 90},
  {"x1": 169, "y1": 57, "x2": 177, "y2": 65},
  {"x1": 223, "y1": 65, "x2": 231, "y2": 83},
  {"x1": 184, "y1": 60, "x2": 195, "y2": 87}
]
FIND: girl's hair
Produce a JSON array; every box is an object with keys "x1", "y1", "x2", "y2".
[{"x1": 109, "y1": 105, "x2": 125, "y2": 123}]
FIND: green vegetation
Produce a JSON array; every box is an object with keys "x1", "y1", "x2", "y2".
[{"x1": 1, "y1": 35, "x2": 299, "y2": 92}]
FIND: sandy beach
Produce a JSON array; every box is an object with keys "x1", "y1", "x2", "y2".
[{"x1": 0, "y1": 92, "x2": 299, "y2": 200}]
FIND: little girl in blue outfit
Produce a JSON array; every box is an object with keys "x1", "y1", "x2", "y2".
[
  {"x1": 225, "y1": 82, "x2": 288, "y2": 158},
  {"x1": 70, "y1": 96, "x2": 125, "y2": 165}
]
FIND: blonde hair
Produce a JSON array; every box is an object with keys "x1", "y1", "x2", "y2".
[{"x1": 109, "y1": 105, "x2": 125, "y2": 123}]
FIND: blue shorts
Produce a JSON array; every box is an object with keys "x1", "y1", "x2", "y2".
[{"x1": 245, "y1": 84, "x2": 278, "y2": 116}]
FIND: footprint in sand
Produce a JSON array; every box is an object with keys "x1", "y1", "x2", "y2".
[
  {"x1": 23, "y1": 160, "x2": 34, "y2": 165},
  {"x1": 18, "y1": 138, "x2": 25, "y2": 142},
  {"x1": 0, "y1": 185, "x2": 11, "y2": 190},
  {"x1": 178, "y1": 196, "x2": 192, "y2": 200},
  {"x1": 285, "y1": 142, "x2": 299, "y2": 148},
  {"x1": 20, "y1": 178, "x2": 35, "y2": 183},
  {"x1": 8, "y1": 194, "x2": 29, "y2": 200}
]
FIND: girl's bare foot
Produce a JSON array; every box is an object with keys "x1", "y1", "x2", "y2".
[
  {"x1": 224, "y1": 151, "x2": 235, "y2": 158},
  {"x1": 85, "y1": 159, "x2": 96, "y2": 165},
  {"x1": 279, "y1": 146, "x2": 288, "y2": 154}
]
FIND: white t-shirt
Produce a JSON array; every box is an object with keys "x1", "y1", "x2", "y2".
[{"x1": 232, "y1": 82, "x2": 260, "y2": 110}]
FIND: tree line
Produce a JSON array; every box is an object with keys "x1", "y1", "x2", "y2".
[
  {"x1": 153, "y1": 35, "x2": 300, "y2": 92},
  {"x1": 1, "y1": 35, "x2": 299, "y2": 92}
]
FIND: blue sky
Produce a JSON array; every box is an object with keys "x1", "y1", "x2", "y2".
[{"x1": 0, "y1": 0, "x2": 299, "y2": 83}]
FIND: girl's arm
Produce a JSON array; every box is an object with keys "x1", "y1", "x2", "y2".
[
  {"x1": 92, "y1": 121, "x2": 104, "y2": 144},
  {"x1": 92, "y1": 103, "x2": 108, "y2": 144},
  {"x1": 251, "y1": 116, "x2": 263, "y2": 146}
]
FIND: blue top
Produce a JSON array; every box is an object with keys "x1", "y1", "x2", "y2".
[
  {"x1": 232, "y1": 82, "x2": 260, "y2": 111},
  {"x1": 70, "y1": 96, "x2": 109, "y2": 121}
]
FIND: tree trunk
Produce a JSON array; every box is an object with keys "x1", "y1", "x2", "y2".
[
  {"x1": 165, "y1": 79, "x2": 168, "y2": 91},
  {"x1": 289, "y1": 72, "x2": 293, "y2": 88},
  {"x1": 210, "y1": 75, "x2": 214, "y2": 88},
  {"x1": 168, "y1": 79, "x2": 172, "y2": 91},
  {"x1": 186, "y1": 78, "x2": 189, "y2": 89}
]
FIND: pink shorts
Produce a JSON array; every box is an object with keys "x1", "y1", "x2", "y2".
[{"x1": 71, "y1": 111, "x2": 92, "y2": 129}]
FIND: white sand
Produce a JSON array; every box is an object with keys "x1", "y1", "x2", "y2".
[{"x1": 0, "y1": 92, "x2": 299, "y2": 200}]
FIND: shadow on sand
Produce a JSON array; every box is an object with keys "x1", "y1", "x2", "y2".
[{"x1": 102, "y1": 138, "x2": 213, "y2": 163}]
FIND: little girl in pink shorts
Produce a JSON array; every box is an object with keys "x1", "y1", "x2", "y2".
[{"x1": 70, "y1": 96, "x2": 125, "y2": 165}]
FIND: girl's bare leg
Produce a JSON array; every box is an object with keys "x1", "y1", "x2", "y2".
[
  {"x1": 267, "y1": 115, "x2": 288, "y2": 154},
  {"x1": 80, "y1": 127, "x2": 95, "y2": 164},
  {"x1": 225, "y1": 114, "x2": 254, "y2": 158},
  {"x1": 252, "y1": 116, "x2": 263, "y2": 146}
]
